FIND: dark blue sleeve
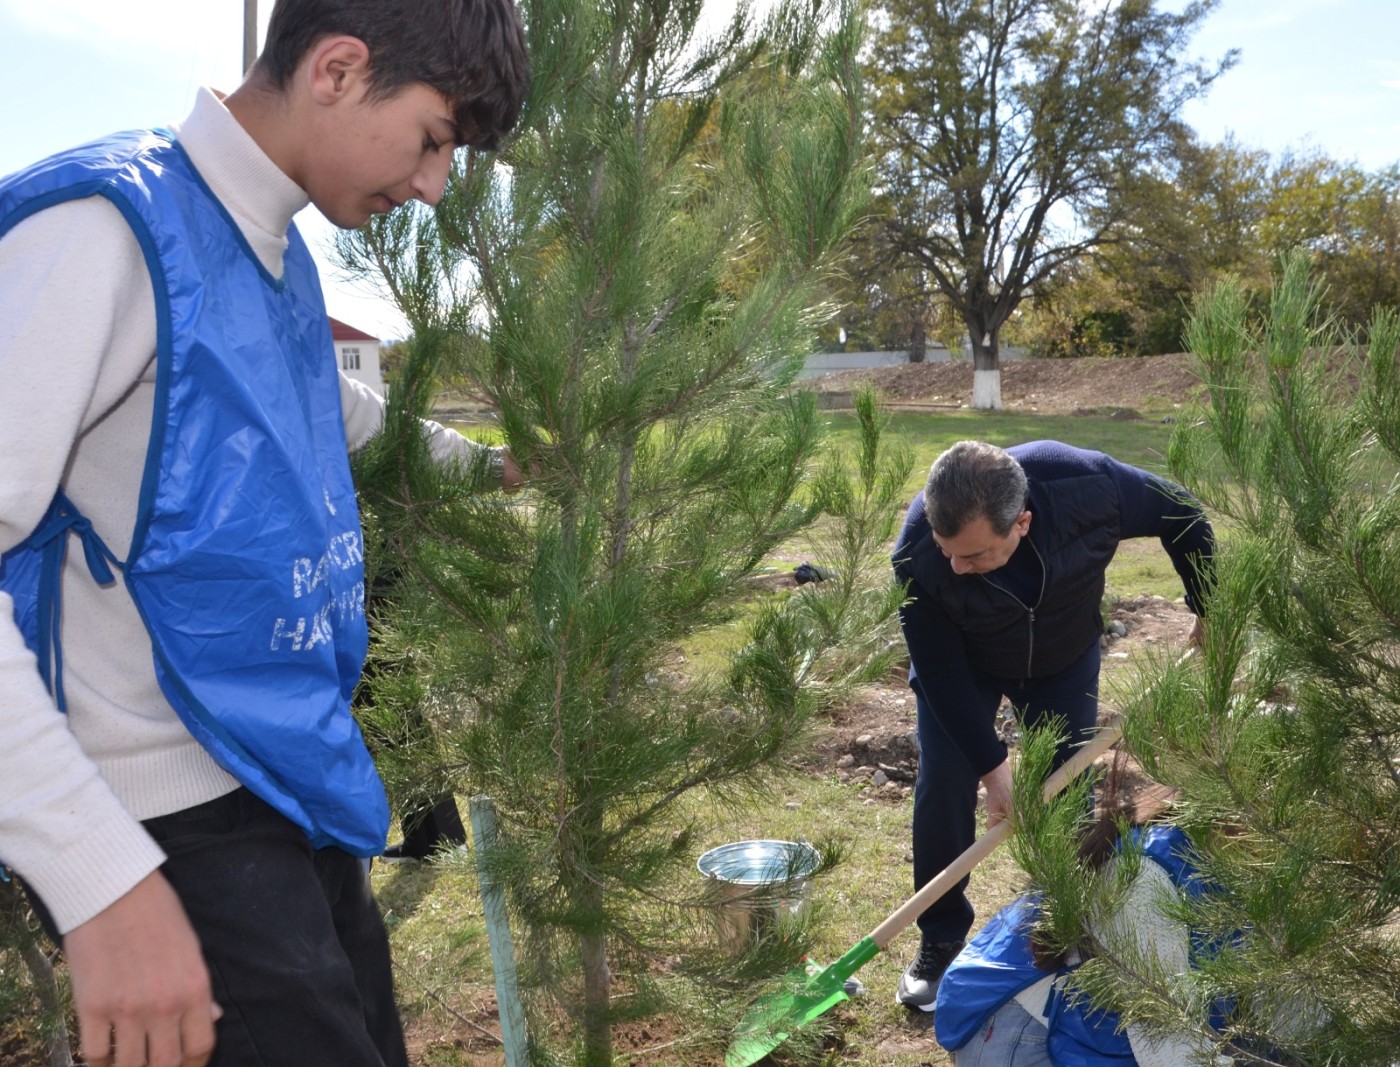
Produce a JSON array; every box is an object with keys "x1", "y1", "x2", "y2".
[
  {"x1": 1101, "y1": 455, "x2": 1215, "y2": 615},
  {"x1": 897, "y1": 583, "x2": 1009, "y2": 778}
]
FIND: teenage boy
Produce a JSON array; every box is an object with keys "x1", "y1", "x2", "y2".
[
  {"x1": 0, "y1": 2, "x2": 529, "y2": 1065},
  {"x1": 890, "y1": 440, "x2": 1213, "y2": 1013}
]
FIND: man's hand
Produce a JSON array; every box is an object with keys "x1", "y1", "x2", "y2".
[
  {"x1": 64, "y1": 870, "x2": 220, "y2": 1067},
  {"x1": 980, "y1": 759, "x2": 1014, "y2": 828}
]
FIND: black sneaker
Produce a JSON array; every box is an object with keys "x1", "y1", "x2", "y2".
[
  {"x1": 895, "y1": 938, "x2": 966, "y2": 1012},
  {"x1": 380, "y1": 841, "x2": 431, "y2": 861}
]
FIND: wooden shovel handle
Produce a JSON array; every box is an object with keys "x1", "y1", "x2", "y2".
[{"x1": 868, "y1": 714, "x2": 1124, "y2": 950}]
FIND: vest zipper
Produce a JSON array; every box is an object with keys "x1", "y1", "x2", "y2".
[{"x1": 980, "y1": 540, "x2": 1047, "y2": 679}]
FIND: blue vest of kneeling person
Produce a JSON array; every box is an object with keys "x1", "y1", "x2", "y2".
[
  {"x1": 0, "y1": 129, "x2": 389, "y2": 856},
  {"x1": 935, "y1": 826, "x2": 1209, "y2": 1066}
]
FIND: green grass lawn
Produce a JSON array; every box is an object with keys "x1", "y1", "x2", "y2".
[
  {"x1": 387, "y1": 406, "x2": 1195, "y2": 1065},
  {"x1": 818, "y1": 407, "x2": 1180, "y2": 502}
]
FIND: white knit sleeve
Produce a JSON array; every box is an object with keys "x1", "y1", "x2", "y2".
[
  {"x1": 0, "y1": 197, "x2": 167, "y2": 932},
  {"x1": 339, "y1": 370, "x2": 497, "y2": 474},
  {"x1": 1095, "y1": 860, "x2": 1232, "y2": 1066}
]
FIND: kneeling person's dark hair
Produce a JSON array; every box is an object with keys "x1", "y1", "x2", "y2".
[{"x1": 257, "y1": 0, "x2": 531, "y2": 150}]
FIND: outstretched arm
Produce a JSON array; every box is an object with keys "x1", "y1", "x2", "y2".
[
  {"x1": 340, "y1": 372, "x2": 526, "y2": 490},
  {"x1": 1109, "y1": 458, "x2": 1215, "y2": 617}
]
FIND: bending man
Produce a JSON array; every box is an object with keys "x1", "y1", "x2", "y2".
[{"x1": 890, "y1": 439, "x2": 1213, "y2": 1010}]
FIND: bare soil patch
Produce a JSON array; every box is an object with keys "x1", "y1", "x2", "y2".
[
  {"x1": 434, "y1": 353, "x2": 1204, "y2": 422},
  {"x1": 808, "y1": 353, "x2": 1201, "y2": 415},
  {"x1": 801, "y1": 593, "x2": 1195, "y2": 810}
]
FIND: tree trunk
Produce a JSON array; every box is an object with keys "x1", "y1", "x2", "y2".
[
  {"x1": 908, "y1": 319, "x2": 926, "y2": 363},
  {"x1": 579, "y1": 922, "x2": 611, "y2": 1065},
  {"x1": 576, "y1": 785, "x2": 611, "y2": 1065},
  {"x1": 968, "y1": 327, "x2": 1002, "y2": 411},
  {"x1": 19, "y1": 937, "x2": 74, "y2": 1067},
  {"x1": 972, "y1": 368, "x2": 1001, "y2": 410}
]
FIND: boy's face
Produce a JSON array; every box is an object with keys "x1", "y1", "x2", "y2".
[{"x1": 306, "y1": 81, "x2": 460, "y2": 229}]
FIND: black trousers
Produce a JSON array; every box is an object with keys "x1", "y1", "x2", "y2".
[
  {"x1": 33, "y1": 788, "x2": 408, "y2": 1067},
  {"x1": 396, "y1": 795, "x2": 467, "y2": 856},
  {"x1": 911, "y1": 641, "x2": 1100, "y2": 943}
]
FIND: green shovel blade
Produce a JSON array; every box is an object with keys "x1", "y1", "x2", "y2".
[{"x1": 726, "y1": 936, "x2": 880, "y2": 1067}]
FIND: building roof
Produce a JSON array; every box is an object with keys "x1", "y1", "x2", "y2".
[{"x1": 328, "y1": 316, "x2": 379, "y2": 343}]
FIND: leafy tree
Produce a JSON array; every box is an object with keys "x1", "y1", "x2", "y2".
[
  {"x1": 1261, "y1": 154, "x2": 1400, "y2": 329},
  {"x1": 830, "y1": 216, "x2": 938, "y2": 355},
  {"x1": 377, "y1": 339, "x2": 408, "y2": 383},
  {"x1": 1009, "y1": 255, "x2": 1140, "y2": 358},
  {"x1": 1079, "y1": 131, "x2": 1273, "y2": 355},
  {"x1": 1049, "y1": 141, "x2": 1400, "y2": 357},
  {"x1": 1016, "y1": 253, "x2": 1400, "y2": 1061},
  {"x1": 1318, "y1": 165, "x2": 1400, "y2": 327},
  {"x1": 1005, "y1": 130, "x2": 1280, "y2": 359},
  {"x1": 868, "y1": 0, "x2": 1231, "y2": 405},
  {"x1": 338, "y1": 1, "x2": 912, "y2": 1062}
]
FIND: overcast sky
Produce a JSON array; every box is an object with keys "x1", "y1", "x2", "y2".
[{"x1": 2, "y1": 0, "x2": 1396, "y2": 340}]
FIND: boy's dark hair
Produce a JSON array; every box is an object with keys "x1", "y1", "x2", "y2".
[{"x1": 256, "y1": 0, "x2": 530, "y2": 151}]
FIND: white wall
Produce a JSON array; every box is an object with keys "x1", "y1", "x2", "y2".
[
  {"x1": 797, "y1": 348, "x2": 950, "y2": 379},
  {"x1": 336, "y1": 341, "x2": 384, "y2": 394},
  {"x1": 798, "y1": 344, "x2": 1028, "y2": 379}
]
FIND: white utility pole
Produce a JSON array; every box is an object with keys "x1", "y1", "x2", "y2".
[{"x1": 243, "y1": 0, "x2": 258, "y2": 74}]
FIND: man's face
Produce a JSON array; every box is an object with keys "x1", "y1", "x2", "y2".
[
  {"x1": 932, "y1": 510, "x2": 1032, "y2": 576},
  {"x1": 307, "y1": 82, "x2": 460, "y2": 229}
]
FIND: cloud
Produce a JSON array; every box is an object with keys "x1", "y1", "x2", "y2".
[{"x1": 1382, "y1": 80, "x2": 1400, "y2": 91}]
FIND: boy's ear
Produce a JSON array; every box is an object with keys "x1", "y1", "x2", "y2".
[{"x1": 307, "y1": 35, "x2": 372, "y2": 104}]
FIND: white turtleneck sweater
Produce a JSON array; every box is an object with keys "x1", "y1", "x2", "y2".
[{"x1": 0, "y1": 89, "x2": 485, "y2": 934}]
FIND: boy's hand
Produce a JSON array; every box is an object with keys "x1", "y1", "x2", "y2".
[
  {"x1": 500, "y1": 450, "x2": 542, "y2": 492},
  {"x1": 500, "y1": 452, "x2": 526, "y2": 490},
  {"x1": 64, "y1": 870, "x2": 220, "y2": 1067},
  {"x1": 980, "y1": 759, "x2": 1014, "y2": 828}
]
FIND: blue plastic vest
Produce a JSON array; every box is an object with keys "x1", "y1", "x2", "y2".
[
  {"x1": 0, "y1": 131, "x2": 389, "y2": 855},
  {"x1": 935, "y1": 826, "x2": 1205, "y2": 1065}
]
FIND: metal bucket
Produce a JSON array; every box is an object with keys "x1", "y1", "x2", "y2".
[{"x1": 696, "y1": 839, "x2": 821, "y2": 954}]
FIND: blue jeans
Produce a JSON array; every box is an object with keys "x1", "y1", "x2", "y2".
[
  {"x1": 954, "y1": 999, "x2": 1052, "y2": 1066},
  {"x1": 911, "y1": 640, "x2": 1100, "y2": 942}
]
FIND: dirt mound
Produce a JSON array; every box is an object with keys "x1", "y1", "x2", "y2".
[
  {"x1": 805, "y1": 594, "x2": 1195, "y2": 811},
  {"x1": 809, "y1": 353, "x2": 1201, "y2": 415}
]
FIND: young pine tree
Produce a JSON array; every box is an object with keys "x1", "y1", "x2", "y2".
[
  {"x1": 1015, "y1": 252, "x2": 1400, "y2": 1063},
  {"x1": 341, "y1": 1, "x2": 907, "y2": 1062}
]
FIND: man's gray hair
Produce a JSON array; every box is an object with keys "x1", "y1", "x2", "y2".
[{"x1": 925, "y1": 441, "x2": 1028, "y2": 537}]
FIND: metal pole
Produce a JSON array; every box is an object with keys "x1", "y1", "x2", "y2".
[
  {"x1": 242, "y1": 0, "x2": 258, "y2": 74},
  {"x1": 468, "y1": 796, "x2": 530, "y2": 1066}
]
